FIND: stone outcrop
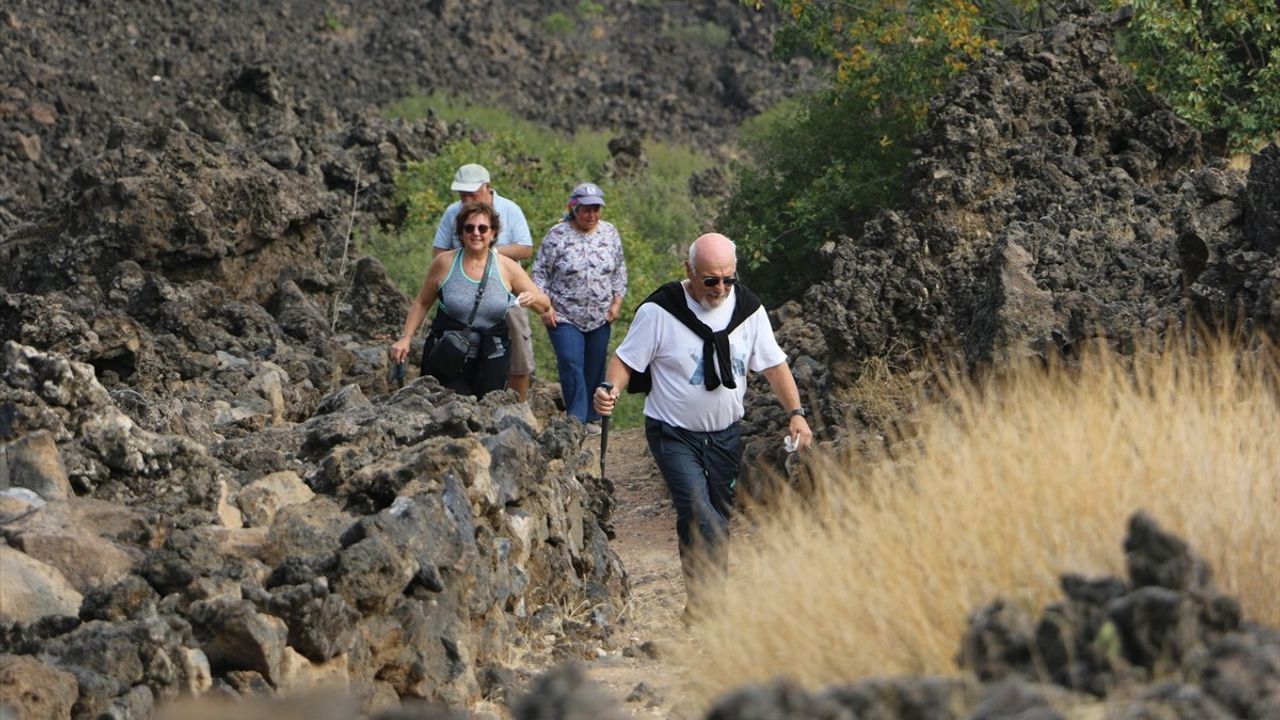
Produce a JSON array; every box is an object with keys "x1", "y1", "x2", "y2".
[{"x1": 1, "y1": 341, "x2": 626, "y2": 716}]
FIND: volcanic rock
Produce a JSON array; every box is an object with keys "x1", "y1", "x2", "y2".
[{"x1": 777, "y1": 5, "x2": 1278, "y2": 447}]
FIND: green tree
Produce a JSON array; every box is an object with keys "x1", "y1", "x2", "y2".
[
  {"x1": 759, "y1": 0, "x2": 1041, "y2": 121},
  {"x1": 727, "y1": 0, "x2": 1050, "y2": 305},
  {"x1": 729, "y1": 0, "x2": 1275, "y2": 306},
  {"x1": 1106, "y1": 0, "x2": 1280, "y2": 152},
  {"x1": 717, "y1": 93, "x2": 915, "y2": 306}
]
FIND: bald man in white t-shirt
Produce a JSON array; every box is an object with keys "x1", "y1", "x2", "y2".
[{"x1": 594, "y1": 233, "x2": 812, "y2": 614}]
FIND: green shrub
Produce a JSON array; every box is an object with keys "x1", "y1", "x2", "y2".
[
  {"x1": 664, "y1": 21, "x2": 731, "y2": 48},
  {"x1": 717, "y1": 88, "x2": 915, "y2": 306},
  {"x1": 543, "y1": 11, "x2": 575, "y2": 36},
  {"x1": 725, "y1": 0, "x2": 1278, "y2": 309},
  {"x1": 1105, "y1": 0, "x2": 1280, "y2": 151},
  {"x1": 724, "y1": 1, "x2": 1066, "y2": 306},
  {"x1": 576, "y1": 0, "x2": 605, "y2": 17},
  {"x1": 321, "y1": 9, "x2": 343, "y2": 31},
  {"x1": 369, "y1": 92, "x2": 714, "y2": 428}
]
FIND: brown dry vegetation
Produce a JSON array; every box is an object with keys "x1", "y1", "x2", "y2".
[{"x1": 682, "y1": 334, "x2": 1280, "y2": 703}]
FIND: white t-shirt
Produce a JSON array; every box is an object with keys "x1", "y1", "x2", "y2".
[{"x1": 615, "y1": 283, "x2": 787, "y2": 432}]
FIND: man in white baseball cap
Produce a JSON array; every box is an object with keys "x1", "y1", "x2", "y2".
[{"x1": 431, "y1": 163, "x2": 537, "y2": 401}]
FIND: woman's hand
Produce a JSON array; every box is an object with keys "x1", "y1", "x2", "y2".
[
  {"x1": 516, "y1": 291, "x2": 539, "y2": 308},
  {"x1": 605, "y1": 296, "x2": 623, "y2": 323},
  {"x1": 390, "y1": 336, "x2": 412, "y2": 365},
  {"x1": 541, "y1": 306, "x2": 558, "y2": 328}
]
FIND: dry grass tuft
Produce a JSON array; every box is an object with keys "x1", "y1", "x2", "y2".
[
  {"x1": 835, "y1": 352, "x2": 923, "y2": 431},
  {"x1": 682, "y1": 334, "x2": 1280, "y2": 704}
]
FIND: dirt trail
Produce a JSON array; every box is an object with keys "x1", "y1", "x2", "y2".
[{"x1": 579, "y1": 427, "x2": 701, "y2": 719}]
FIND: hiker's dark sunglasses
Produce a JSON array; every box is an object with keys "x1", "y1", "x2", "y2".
[
  {"x1": 463, "y1": 223, "x2": 491, "y2": 234},
  {"x1": 700, "y1": 275, "x2": 738, "y2": 288}
]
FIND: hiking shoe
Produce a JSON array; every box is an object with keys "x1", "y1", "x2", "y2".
[{"x1": 584, "y1": 421, "x2": 602, "y2": 436}]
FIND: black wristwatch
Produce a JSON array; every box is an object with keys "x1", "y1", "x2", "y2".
[{"x1": 787, "y1": 407, "x2": 807, "y2": 419}]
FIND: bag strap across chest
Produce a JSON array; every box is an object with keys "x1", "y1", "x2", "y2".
[{"x1": 461, "y1": 251, "x2": 495, "y2": 329}]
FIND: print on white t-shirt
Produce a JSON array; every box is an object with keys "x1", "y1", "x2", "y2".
[{"x1": 688, "y1": 348, "x2": 747, "y2": 386}]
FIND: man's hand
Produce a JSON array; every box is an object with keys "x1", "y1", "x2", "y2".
[
  {"x1": 605, "y1": 296, "x2": 623, "y2": 323},
  {"x1": 760, "y1": 361, "x2": 811, "y2": 451},
  {"x1": 593, "y1": 384, "x2": 619, "y2": 416},
  {"x1": 788, "y1": 415, "x2": 813, "y2": 451}
]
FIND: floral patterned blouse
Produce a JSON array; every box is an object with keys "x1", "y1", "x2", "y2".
[{"x1": 532, "y1": 219, "x2": 627, "y2": 332}]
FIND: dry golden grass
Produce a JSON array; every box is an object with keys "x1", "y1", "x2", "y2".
[
  {"x1": 683, "y1": 334, "x2": 1280, "y2": 704},
  {"x1": 834, "y1": 352, "x2": 923, "y2": 431}
]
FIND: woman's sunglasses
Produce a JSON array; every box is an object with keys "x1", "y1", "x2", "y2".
[
  {"x1": 463, "y1": 223, "x2": 491, "y2": 234},
  {"x1": 701, "y1": 275, "x2": 738, "y2": 288}
]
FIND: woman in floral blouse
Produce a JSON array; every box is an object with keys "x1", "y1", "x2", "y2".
[{"x1": 532, "y1": 183, "x2": 627, "y2": 432}]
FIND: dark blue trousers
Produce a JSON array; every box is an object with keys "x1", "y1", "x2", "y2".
[
  {"x1": 644, "y1": 417, "x2": 742, "y2": 597},
  {"x1": 546, "y1": 322, "x2": 612, "y2": 423}
]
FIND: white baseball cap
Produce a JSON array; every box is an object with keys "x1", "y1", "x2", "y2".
[{"x1": 451, "y1": 163, "x2": 491, "y2": 192}]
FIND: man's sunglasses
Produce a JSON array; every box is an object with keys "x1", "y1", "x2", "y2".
[
  {"x1": 463, "y1": 223, "x2": 491, "y2": 234},
  {"x1": 701, "y1": 275, "x2": 738, "y2": 288}
]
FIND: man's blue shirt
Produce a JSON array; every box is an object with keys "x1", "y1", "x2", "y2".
[{"x1": 432, "y1": 191, "x2": 533, "y2": 250}]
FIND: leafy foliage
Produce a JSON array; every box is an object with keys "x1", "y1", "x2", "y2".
[
  {"x1": 755, "y1": 0, "x2": 1279, "y2": 152},
  {"x1": 576, "y1": 0, "x2": 605, "y2": 17},
  {"x1": 728, "y1": 0, "x2": 1275, "y2": 306},
  {"x1": 717, "y1": 91, "x2": 916, "y2": 306},
  {"x1": 321, "y1": 9, "x2": 343, "y2": 32},
  {"x1": 1106, "y1": 0, "x2": 1280, "y2": 152},
  {"x1": 760, "y1": 0, "x2": 1040, "y2": 121},
  {"x1": 725, "y1": 0, "x2": 1054, "y2": 305},
  {"x1": 372, "y1": 92, "x2": 715, "y2": 427}
]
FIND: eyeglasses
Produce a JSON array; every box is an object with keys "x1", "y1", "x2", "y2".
[
  {"x1": 700, "y1": 275, "x2": 738, "y2": 288},
  {"x1": 463, "y1": 223, "x2": 491, "y2": 234}
]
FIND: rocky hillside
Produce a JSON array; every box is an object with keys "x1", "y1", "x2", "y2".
[
  {"x1": 0, "y1": 74, "x2": 632, "y2": 717},
  {"x1": 1, "y1": 0, "x2": 810, "y2": 233}
]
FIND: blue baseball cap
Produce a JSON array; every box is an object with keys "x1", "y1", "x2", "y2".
[{"x1": 570, "y1": 182, "x2": 605, "y2": 206}]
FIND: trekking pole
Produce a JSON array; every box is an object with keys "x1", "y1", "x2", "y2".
[{"x1": 598, "y1": 382, "x2": 613, "y2": 479}]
